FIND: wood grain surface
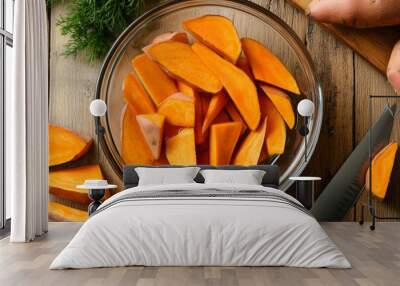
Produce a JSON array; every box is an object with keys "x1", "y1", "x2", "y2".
[
  {"x1": 49, "y1": 0, "x2": 400, "y2": 221},
  {"x1": 49, "y1": 5, "x2": 122, "y2": 187},
  {"x1": 304, "y1": 13, "x2": 355, "y2": 200},
  {"x1": 1, "y1": 222, "x2": 400, "y2": 286},
  {"x1": 288, "y1": 0, "x2": 400, "y2": 75},
  {"x1": 353, "y1": 58, "x2": 400, "y2": 221}
]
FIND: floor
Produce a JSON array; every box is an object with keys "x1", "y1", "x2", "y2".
[{"x1": 0, "y1": 222, "x2": 399, "y2": 286}]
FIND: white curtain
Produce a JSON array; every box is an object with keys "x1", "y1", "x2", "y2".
[{"x1": 8, "y1": 0, "x2": 49, "y2": 242}]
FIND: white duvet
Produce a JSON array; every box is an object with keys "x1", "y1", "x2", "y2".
[{"x1": 50, "y1": 183, "x2": 350, "y2": 269}]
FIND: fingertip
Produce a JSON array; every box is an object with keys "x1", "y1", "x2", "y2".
[
  {"x1": 388, "y1": 68, "x2": 400, "y2": 95},
  {"x1": 388, "y1": 41, "x2": 400, "y2": 94},
  {"x1": 307, "y1": 0, "x2": 337, "y2": 22},
  {"x1": 306, "y1": 0, "x2": 320, "y2": 18}
]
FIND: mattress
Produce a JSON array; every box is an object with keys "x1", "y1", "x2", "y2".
[{"x1": 50, "y1": 183, "x2": 350, "y2": 269}]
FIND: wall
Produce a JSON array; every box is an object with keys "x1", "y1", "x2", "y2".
[{"x1": 48, "y1": 0, "x2": 400, "y2": 221}]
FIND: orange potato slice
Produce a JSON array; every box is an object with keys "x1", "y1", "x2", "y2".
[
  {"x1": 158, "y1": 93, "x2": 195, "y2": 127},
  {"x1": 136, "y1": 113, "x2": 165, "y2": 160},
  {"x1": 242, "y1": 38, "x2": 300, "y2": 95},
  {"x1": 48, "y1": 201, "x2": 88, "y2": 222},
  {"x1": 177, "y1": 80, "x2": 196, "y2": 97},
  {"x1": 210, "y1": 122, "x2": 242, "y2": 166},
  {"x1": 366, "y1": 142, "x2": 398, "y2": 199},
  {"x1": 183, "y1": 15, "x2": 241, "y2": 63},
  {"x1": 233, "y1": 117, "x2": 267, "y2": 165},
  {"x1": 151, "y1": 32, "x2": 189, "y2": 44},
  {"x1": 166, "y1": 128, "x2": 197, "y2": 165},
  {"x1": 164, "y1": 123, "x2": 182, "y2": 140},
  {"x1": 177, "y1": 81, "x2": 205, "y2": 144},
  {"x1": 49, "y1": 164, "x2": 105, "y2": 205},
  {"x1": 49, "y1": 124, "x2": 93, "y2": 167},
  {"x1": 123, "y1": 72, "x2": 156, "y2": 114},
  {"x1": 192, "y1": 43, "x2": 260, "y2": 130},
  {"x1": 202, "y1": 91, "x2": 229, "y2": 135},
  {"x1": 194, "y1": 94, "x2": 206, "y2": 145},
  {"x1": 132, "y1": 54, "x2": 177, "y2": 106},
  {"x1": 121, "y1": 105, "x2": 153, "y2": 165},
  {"x1": 153, "y1": 153, "x2": 169, "y2": 165},
  {"x1": 260, "y1": 84, "x2": 295, "y2": 129},
  {"x1": 143, "y1": 32, "x2": 190, "y2": 56},
  {"x1": 259, "y1": 95, "x2": 287, "y2": 156},
  {"x1": 236, "y1": 57, "x2": 253, "y2": 78},
  {"x1": 147, "y1": 41, "x2": 223, "y2": 93},
  {"x1": 226, "y1": 101, "x2": 247, "y2": 135},
  {"x1": 213, "y1": 110, "x2": 231, "y2": 124}
]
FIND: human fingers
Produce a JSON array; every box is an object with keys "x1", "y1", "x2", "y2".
[
  {"x1": 387, "y1": 40, "x2": 400, "y2": 94},
  {"x1": 307, "y1": 0, "x2": 400, "y2": 28}
]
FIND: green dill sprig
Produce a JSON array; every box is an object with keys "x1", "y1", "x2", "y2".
[{"x1": 48, "y1": 0, "x2": 147, "y2": 62}]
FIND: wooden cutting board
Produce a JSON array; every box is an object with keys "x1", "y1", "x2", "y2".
[{"x1": 288, "y1": 0, "x2": 400, "y2": 74}]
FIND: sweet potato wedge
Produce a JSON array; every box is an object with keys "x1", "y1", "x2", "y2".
[
  {"x1": 233, "y1": 117, "x2": 267, "y2": 166},
  {"x1": 121, "y1": 105, "x2": 153, "y2": 165},
  {"x1": 49, "y1": 164, "x2": 104, "y2": 205},
  {"x1": 260, "y1": 85, "x2": 295, "y2": 129},
  {"x1": 166, "y1": 128, "x2": 197, "y2": 165},
  {"x1": 123, "y1": 72, "x2": 156, "y2": 114},
  {"x1": 49, "y1": 125, "x2": 93, "y2": 167},
  {"x1": 210, "y1": 122, "x2": 242, "y2": 166},
  {"x1": 164, "y1": 123, "x2": 182, "y2": 140},
  {"x1": 226, "y1": 101, "x2": 247, "y2": 135},
  {"x1": 48, "y1": 201, "x2": 88, "y2": 222},
  {"x1": 236, "y1": 57, "x2": 253, "y2": 78},
  {"x1": 213, "y1": 110, "x2": 231, "y2": 124},
  {"x1": 136, "y1": 113, "x2": 165, "y2": 160},
  {"x1": 242, "y1": 38, "x2": 300, "y2": 95},
  {"x1": 158, "y1": 93, "x2": 195, "y2": 127},
  {"x1": 202, "y1": 91, "x2": 229, "y2": 135},
  {"x1": 147, "y1": 41, "x2": 223, "y2": 93},
  {"x1": 143, "y1": 32, "x2": 189, "y2": 56},
  {"x1": 194, "y1": 94, "x2": 205, "y2": 145},
  {"x1": 192, "y1": 43, "x2": 260, "y2": 130},
  {"x1": 195, "y1": 95, "x2": 212, "y2": 144},
  {"x1": 366, "y1": 142, "x2": 398, "y2": 199},
  {"x1": 177, "y1": 81, "x2": 205, "y2": 144},
  {"x1": 132, "y1": 54, "x2": 177, "y2": 106},
  {"x1": 183, "y1": 15, "x2": 241, "y2": 63},
  {"x1": 259, "y1": 95, "x2": 286, "y2": 156},
  {"x1": 177, "y1": 80, "x2": 196, "y2": 98},
  {"x1": 152, "y1": 153, "x2": 170, "y2": 165},
  {"x1": 151, "y1": 32, "x2": 189, "y2": 44}
]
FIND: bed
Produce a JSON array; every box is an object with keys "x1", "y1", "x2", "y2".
[{"x1": 50, "y1": 165, "x2": 350, "y2": 269}]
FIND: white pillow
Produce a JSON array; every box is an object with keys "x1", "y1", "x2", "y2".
[
  {"x1": 200, "y1": 169, "x2": 266, "y2": 185},
  {"x1": 135, "y1": 167, "x2": 200, "y2": 186}
]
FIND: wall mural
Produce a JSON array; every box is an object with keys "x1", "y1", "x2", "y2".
[
  {"x1": 48, "y1": 5, "x2": 323, "y2": 221},
  {"x1": 47, "y1": 1, "x2": 400, "y2": 224}
]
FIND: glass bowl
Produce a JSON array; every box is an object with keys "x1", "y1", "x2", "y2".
[{"x1": 96, "y1": 0, "x2": 323, "y2": 191}]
